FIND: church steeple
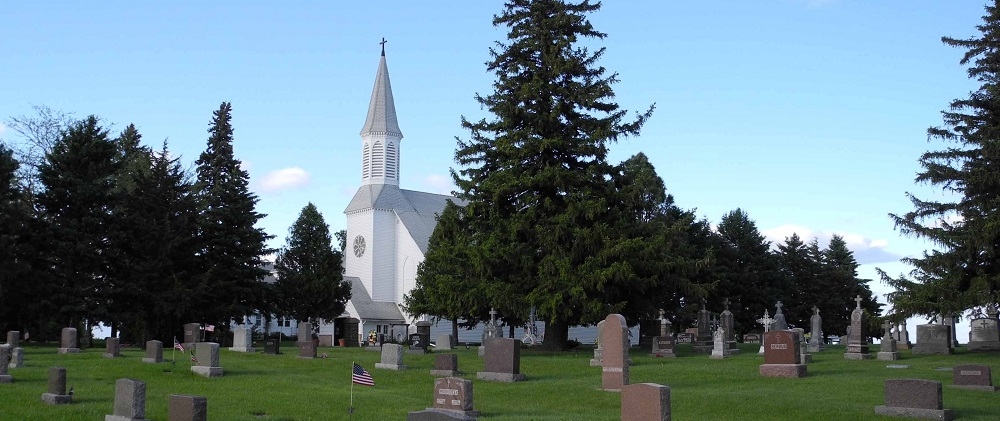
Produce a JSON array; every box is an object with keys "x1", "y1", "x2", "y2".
[{"x1": 360, "y1": 40, "x2": 402, "y2": 186}]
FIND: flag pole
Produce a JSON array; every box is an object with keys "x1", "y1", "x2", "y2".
[{"x1": 350, "y1": 360, "x2": 355, "y2": 420}]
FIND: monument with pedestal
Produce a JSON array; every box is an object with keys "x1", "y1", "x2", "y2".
[
  {"x1": 691, "y1": 300, "x2": 713, "y2": 354},
  {"x1": 844, "y1": 295, "x2": 873, "y2": 360}
]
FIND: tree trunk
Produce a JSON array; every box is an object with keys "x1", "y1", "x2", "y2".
[
  {"x1": 540, "y1": 318, "x2": 569, "y2": 351},
  {"x1": 508, "y1": 325, "x2": 515, "y2": 339},
  {"x1": 451, "y1": 319, "x2": 459, "y2": 347}
]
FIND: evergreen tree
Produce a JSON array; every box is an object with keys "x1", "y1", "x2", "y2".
[
  {"x1": 194, "y1": 102, "x2": 273, "y2": 327},
  {"x1": 713, "y1": 209, "x2": 781, "y2": 335},
  {"x1": 880, "y1": 3, "x2": 1000, "y2": 316},
  {"x1": 775, "y1": 233, "x2": 816, "y2": 328},
  {"x1": 36, "y1": 116, "x2": 119, "y2": 331},
  {"x1": 452, "y1": 0, "x2": 653, "y2": 350},
  {"x1": 274, "y1": 203, "x2": 351, "y2": 324},
  {"x1": 0, "y1": 143, "x2": 35, "y2": 332}
]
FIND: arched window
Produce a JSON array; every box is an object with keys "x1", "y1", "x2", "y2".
[
  {"x1": 371, "y1": 141, "x2": 384, "y2": 177},
  {"x1": 362, "y1": 143, "x2": 370, "y2": 179},
  {"x1": 386, "y1": 142, "x2": 397, "y2": 179}
]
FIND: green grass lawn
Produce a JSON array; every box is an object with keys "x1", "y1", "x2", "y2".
[{"x1": 0, "y1": 341, "x2": 997, "y2": 420}]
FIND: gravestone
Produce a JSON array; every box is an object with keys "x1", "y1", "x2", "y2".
[
  {"x1": 479, "y1": 308, "x2": 500, "y2": 357},
  {"x1": 416, "y1": 321, "x2": 432, "y2": 350},
  {"x1": 230, "y1": 326, "x2": 254, "y2": 353},
  {"x1": 41, "y1": 366, "x2": 72, "y2": 404},
  {"x1": 296, "y1": 322, "x2": 316, "y2": 358},
  {"x1": 691, "y1": 301, "x2": 713, "y2": 353},
  {"x1": 791, "y1": 328, "x2": 811, "y2": 363},
  {"x1": 431, "y1": 354, "x2": 459, "y2": 377},
  {"x1": 58, "y1": 327, "x2": 80, "y2": 354},
  {"x1": 759, "y1": 330, "x2": 806, "y2": 378},
  {"x1": 844, "y1": 295, "x2": 872, "y2": 360},
  {"x1": 143, "y1": 340, "x2": 163, "y2": 363},
  {"x1": 874, "y1": 379, "x2": 953, "y2": 420},
  {"x1": 375, "y1": 343, "x2": 407, "y2": 371},
  {"x1": 0, "y1": 345, "x2": 12, "y2": 383},
  {"x1": 437, "y1": 334, "x2": 454, "y2": 351},
  {"x1": 913, "y1": 324, "x2": 953, "y2": 355},
  {"x1": 942, "y1": 314, "x2": 958, "y2": 349},
  {"x1": 675, "y1": 332, "x2": 694, "y2": 344},
  {"x1": 6, "y1": 331, "x2": 19, "y2": 348},
  {"x1": 951, "y1": 364, "x2": 996, "y2": 391},
  {"x1": 182, "y1": 323, "x2": 201, "y2": 348},
  {"x1": 344, "y1": 318, "x2": 360, "y2": 347},
  {"x1": 264, "y1": 337, "x2": 281, "y2": 355},
  {"x1": 807, "y1": 306, "x2": 824, "y2": 352},
  {"x1": 406, "y1": 377, "x2": 478, "y2": 421},
  {"x1": 590, "y1": 320, "x2": 606, "y2": 366},
  {"x1": 601, "y1": 314, "x2": 630, "y2": 391},
  {"x1": 621, "y1": 383, "x2": 671, "y2": 421},
  {"x1": 650, "y1": 336, "x2": 675, "y2": 358},
  {"x1": 104, "y1": 337, "x2": 121, "y2": 358},
  {"x1": 771, "y1": 301, "x2": 788, "y2": 330},
  {"x1": 756, "y1": 310, "x2": 775, "y2": 354},
  {"x1": 967, "y1": 318, "x2": 1000, "y2": 352},
  {"x1": 710, "y1": 327, "x2": 732, "y2": 359},
  {"x1": 720, "y1": 298, "x2": 739, "y2": 353},
  {"x1": 168, "y1": 395, "x2": 207, "y2": 421},
  {"x1": 742, "y1": 333, "x2": 761, "y2": 344},
  {"x1": 190, "y1": 342, "x2": 223, "y2": 378},
  {"x1": 897, "y1": 321, "x2": 911, "y2": 350},
  {"x1": 409, "y1": 333, "x2": 429, "y2": 353},
  {"x1": 878, "y1": 321, "x2": 901, "y2": 361},
  {"x1": 477, "y1": 337, "x2": 525, "y2": 382},
  {"x1": 105, "y1": 378, "x2": 148, "y2": 421},
  {"x1": 9, "y1": 346, "x2": 23, "y2": 369}
]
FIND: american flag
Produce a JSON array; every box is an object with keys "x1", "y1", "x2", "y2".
[
  {"x1": 352, "y1": 363, "x2": 375, "y2": 387},
  {"x1": 205, "y1": 325, "x2": 215, "y2": 332},
  {"x1": 173, "y1": 337, "x2": 184, "y2": 352},
  {"x1": 190, "y1": 353, "x2": 199, "y2": 364}
]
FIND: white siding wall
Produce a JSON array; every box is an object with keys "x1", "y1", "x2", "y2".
[
  {"x1": 345, "y1": 210, "x2": 374, "y2": 295},
  {"x1": 394, "y1": 219, "x2": 423, "y2": 323},
  {"x1": 370, "y1": 209, "x2": 397, "y2": 302}
]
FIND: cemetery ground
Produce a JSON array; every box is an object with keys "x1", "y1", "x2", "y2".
[{"x1": 0, "y1": 342, "x2": 996, "y2": 420}]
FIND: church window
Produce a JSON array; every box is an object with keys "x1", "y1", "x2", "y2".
[
  {"x1": 371, "y1": 141, "x2": 384, "y2": 177},
  {"x1": 362, "y1": 143, "x2": 370, "y2": 179},
  {"x1": 386, "y1": 142, "x2": 397, "y2": 179}
]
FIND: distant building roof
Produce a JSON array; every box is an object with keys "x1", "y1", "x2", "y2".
[
  {"x1": 344, "y1": 184, "x2": 464, "y2": 254},
  {"x1": 345, "y1": 276, "x2": 405, "y2": 322}
]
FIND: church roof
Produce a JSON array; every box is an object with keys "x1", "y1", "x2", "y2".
[
  {"x1": 345, "y1": 276, "x2": 406, "y2": 322},
  {"x1": 360, "y1": 53, "x2": 402, "y2": 138},
  {"x1": 344, "y1": 184, "x2": 464, "y2": 254}
]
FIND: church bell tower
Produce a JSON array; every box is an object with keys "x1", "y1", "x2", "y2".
[{"x1": 360, "y1": 40, "x2": 403, "y2": 186}]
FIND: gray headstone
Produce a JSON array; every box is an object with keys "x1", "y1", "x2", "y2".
[
  {"x1": 874, "y1": 379, "x2": 953, "y2": 420},
  {"x1": 58, "y1": 328, "x2": 80, "y2": 354},
  {"x1": 375, "y1": 343, "x2": 406, "y2": 370},
  {"x1": 844, "y1": 296, "x2": 871, "y2": 360},
  {"x1": 143, "y1": 340, "x2": 163, "y2": 363},
  {"x1": 710, "y1": 327, "x2": 732, "y2": 359},
  {"x1": 590, "y1": 320, "x2": 606, "y2": 366},
  {"x1": 9, "y1": 347, "x2": 23, "y2": 369},
  {"x1": 41, "y1": 366, "x2": 72, "y2": 404},
  {"x1": 6, "y1": 331, "x2": 20, "y2": 348},
  {"x1": 431, "y1": 353, "x2": 459, "y2": 376},
  {"x1": 477, "y1": 337, "x2": 525, "y2": 382},
  {"x1": 168, "y1": 395, "x2": 207, "y2": 421},
  {"x1": 0, "y1": 345, "x2": 12, "y2": 382},
  {"x1": 182, "y1": 323, "x2": 201, "y2": 347},
  {"x1": 230, "y1": 326, "x2": 254, "y2": 352},
  {"x1": 407, "y1": 377, "x2": 478, "y2": 420},
  {"x1": 436, "y1": 334, "x2": 454, "y2": 351},
  {"x1": 808, "y1": 308, "x2": 824, "y2": 352},
  {"x1": 771, "y1": 302, "x2": 788, "y2": 331},
  {"x1": 297, "y1": 322, "x2": 312, "y2": 343},
  {"x1": 968, "y1": 318, "x2": 1000, "y2": 351},
  {"x1": 190, "y1": 343, "x2": 222, "y2": 378},
  {"x1": 106, "y1": 378, "x2": 147, "y2": 421},
  {"x1": 913, "y1": 324, "x2": 954, "y2": 355},
  {"x1": 650, "y1": 335, "x2": 675, "y2": 358},
  {"x1": 104, "y1": 337, "x2": 121, "y2": 358}
]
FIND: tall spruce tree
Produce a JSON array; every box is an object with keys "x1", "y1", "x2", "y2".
[
  {"x1": 0, "y1": 143, "x2": 34, "y2": 332},
  {"x1": 274, "y1": 203, "x2": 350, "y2": 324},
  {"x1": 713, "y1": 209, "x2": 782, "y2": 334},
  {"x1": 453, "y1": 0, "x2": 654, "y2": 349},
  {"x1": 36, "y1": 116, "x2": 119, "y2": 332},
  {"x1": 880, "y1": 2, "x2": 1000, "y2": 316},
  {"x1": 194, "y1": 102, "x2": 273, "y2": 327}
]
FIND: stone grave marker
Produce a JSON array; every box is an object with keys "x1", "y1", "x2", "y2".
[
  {"x1": 692, "y1": 300, "x2": 713, "y2": 353},
  {"x1": 104, "y1": 337, "x2": 122, "y2": 358},
  {"x1": 406, "y1": 377, "x2": 478, "y2": 421},
  {"x1": 230, "y1": 326, "x2": 254, "y2": 353},
  {"x1": 431, "y1": 354, "x2": 459, "y2": 377},
  {"x1": 951, "y1": 364, "x2": 996, "y2": 391},
  {"x1": 478, "y1": 308, "x2": 500, "y2": 357},
  {"x1": 913, "y1": 324, "x2": 953, "y2": 355},
  {"x1": 742, "y1": 333, "x2": 761, "y2": 344},
  {"x1": 409, "y1": 333, "x2": 428, "y2": 353},
  {"x1": 710, "y1": 327, "x2": 732, "y2": 359},
  {"x1": 437, "y1": 334, "x2": 454, "y2": 351},
  {"x1": 477, "y1": 337, "x2": 525, "y2": 382},
  {"x1": 756, "y1": 310, "x2": 775, "y2": 354},
  {"x1": 0, "y1": 345, "x2": 12, "y2": 383},
  {"x1": 759, "y1": 330, "x2": 806, "y2": 378},
  {"x1": 897, "y1": 321, "x2": 911, "y2": 350},
  {"x1": 264, "y1": 337, "x2": 280, "y2": 355},
  {"x1": 720, "y1": 298, "x2": 739, "y2": 353},
  {"x1": 650, "y1": 335, "x2": 675, "y2": 358},
  {"x1": 375, "y1": 343, "x2": 407, "y2": 371},
  {"x1": 967, "y1": 317, "x2": 1000, "y2": 352},
  {"x1": 807, "y1": 305, "x2": 824, "y2": 352},
  {"x1": 675, "y1": 332, "x2": 694, "y2": 344},
  {"x1": 182, "y1": 323, "x2": 201, "y2": 348},
  {"x1": 190, "y1": 342, "x2": 223, "y2": 378},
  {"x1": 791, "y1": 328, "x2": 811, "y2": 363},
  {"x1": 296, "y1": 322, "x2": 316, "y2": 358},
  {"x1": 9, "y1": 346, "x2": 23, "y2": 369},
  {"x1": 771, "y1": 301, "x2": 789, "y2": 330},
  {"x1": 41, "y1": 366, "x2": 72, "y2": 404},
  {"x1": 169, "y1": 394, "x2": 207, "y2": 421},
  {"x1": 590, "y1": 319, "x2": 606, "y2": 366},
  {"x1": 6, "y1": 331, "x2": 20, "y2": 348},
  {"x1": 877, "y1": 321, "x2": 901, "y2": 361},
  {"x1": 601, "y1": 314, "x2": 630, "y2": 391},
  {"x1": 621, "y1": 383, "x2": 671, "y2": 421},
  {"x1": 874, "y1": 379, "x2": 953, "y2": 420},
  {"x1": 105, "y1": 378, "x2": 148, "y2": 421},
  {"x1": 844, "y1": 295, "x2": 872, "y2": 360},
  {"x1": 143, "y1": 340, "x2": 163, "y2": 364},
  {"x1": 416, "y1": 321, "x2": 432, "y2": 348},
  {"x1": 58, "y1": 327, "x2": 80, "y2": 354}
]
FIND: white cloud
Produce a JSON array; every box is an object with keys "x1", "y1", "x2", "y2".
[
  {"x1": 259, "y1": 167, "x2": 310, "y2": 193},
  {"x1": 762, "y1": 224, "x2": 901, "y2": 265},
  {"x1": 422, "y1": 174, "x2": 456, "y2": 196}
]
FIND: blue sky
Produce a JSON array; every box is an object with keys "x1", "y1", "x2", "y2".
[{"x1": 0, "y1": 1, "x2": 987, "y2": 326}]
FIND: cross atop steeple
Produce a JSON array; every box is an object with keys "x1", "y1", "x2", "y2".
[{"x1": 379, "y1": 38, "x2": 387, "y2": 56}]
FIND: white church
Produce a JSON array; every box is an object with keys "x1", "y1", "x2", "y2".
[{"x1": 315, "y1": 47, "x2": 461, "y2": 345}]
